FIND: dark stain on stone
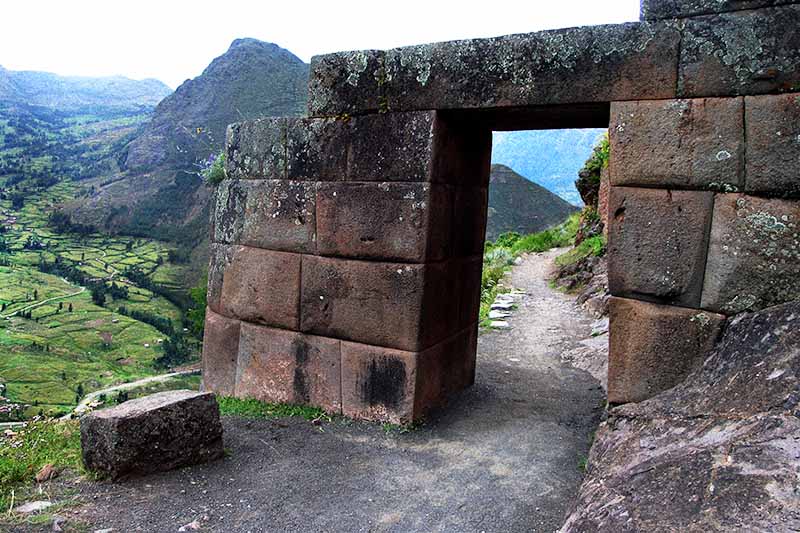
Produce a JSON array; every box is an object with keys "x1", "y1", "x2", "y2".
[
  {"x1": 360, "y1": 356, "x2": 406, "y2": 408},
  {"x1": 292, "y1": 338, "x2": 311, "y2": 403}
]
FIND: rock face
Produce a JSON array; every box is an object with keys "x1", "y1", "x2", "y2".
[
  {"x1": 562, "y1": 300, "x2": 800, "y2": 531},
  {"x1": 81, "y1": 390, "x2": 224, "y2": 479}
]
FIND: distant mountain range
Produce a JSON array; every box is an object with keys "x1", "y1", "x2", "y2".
[
  {"x1": 487, "y1": 164, "x2": 579, "y2": 240},
  {"x1": 0, "y1": 65, "x2": 170, "y2": 110},
  {"x1": 492, "y1": 129, "x2": 606, "y2": 206}
]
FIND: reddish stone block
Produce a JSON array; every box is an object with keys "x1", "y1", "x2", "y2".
[
  {"x1": 286, "y1": 117, "x2": 349, "y2": 181},
  {"x1": 316, "y1": 182, "x2": 451, "y2": 262},
  {"x1": 219, "y1": 246, "x2": 301, "y2": 330},
  {"x1": 340, "y1": 325, "x2": 478, "y2": 423},
  {"x1": 608, "y1": 187, "x2": 714, "y2": 307},
  {"x1": 201, "y1": 308, "x2": 241, "y2": 396},
  {"x1": 307, "y1": 50, "x2": 384, "y2": 117},
  {"x1": 744, "y1": 93, "x2": 800, "y2": 198},
  {"x1": 225, "y1": 118, "x2": 286, "y2": 180},
  {"x1": 206, "y1": 243, "x2": 235, "y2": 314},
  {"x1": 341, "y1": 341, "x2": 419, "y2": 423},
  {"x1": 300, "y1": 256, "x2": 459, "y2": 352},
  {"x1": 431, "y1": 115, "x2": 492, "y2": 188},
  {"x1": 457, "y1": 256, "x2": 483, "y2": 328},
  {"x1": 701, "y1": 194, "x2": 800, "y2": 314},
  {"x1": 679, "y1": 6, "x2": 800, "y2": 97},
  {"x1": 235, "y1": 323, "x2": 341, "y2": 413},
  {"x1": 610, "y1": 98, "x2": 744, "y2": 190},
  {"x1": 608, "y1": 297, "x2": 725, "y2": 404}
]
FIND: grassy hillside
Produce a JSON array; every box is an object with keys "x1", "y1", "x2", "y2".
[{"x1": 0, "y1": 179, "x2": 195, "y2": 420}]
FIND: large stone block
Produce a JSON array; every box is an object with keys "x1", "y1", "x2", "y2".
[
  {"x1": 201, "y1": 308, "x2": 240, "y2": 396},
  {"x1": 381, "y1": 22, "x2": 679, "y2": 112},
  {"x1": 610, "y1": 98, "x2": 744, "y2": 190},
  {"x1": 679, "y1": 6, "x2": 800, "y2": 97},
  {"x1": 340, "y1": 325, "x2": 478, "y2": 423},
  {"x1": 81, "y1": 391, "x2": 224, "y2": 479},
  {"x1": 608, "y1": 187, "x2": 714, "y2": 307},
  {"x1": 300, "y1": 256, "x2": 458, "y2": 352},
  {"x1": 641, "y1": 0, "x2": 797, "y2": 19},
  {"x1": 608, "y1": 297, "x2": 725, "y2": 404},
  {"x1": 213, "y1": 179, "x2": 316, "y2": 253},
  {"x1": 308, "y1": 50, "x2": 385, "y2": 117},
  {"x1": 347, "y1": 111, "x2": 436, "y2": 182},
  {"x1": 744, "y1": 92, "x2": 800, "y2": 197},
  {"x1": 219, "y1": 246, "x2": 301, "y2": 329},
  {"x1": 206, "y1": 243, "x2": 235, "y2": 314},
  {"x1": 225, "y1": 118, "x2": 286, "y2": 179},
  {"x1": 457, "y1": 256, "x2": 483, "y2": 328},
  {"x1": 430, "y1": 115, "x2": 492, "y2": 188},
  {"x1": 235, "y1": 323, "x2": 341, "y2": 413},
  {"x1": 286, "y1": 117, "x2": 349, "y2": 181},
  {"x1": 701, "y1": 194, "x2": 800, "y2": 313},
  {"x1": 316, "y1": 182, "x2": 450, "y2": 262}
]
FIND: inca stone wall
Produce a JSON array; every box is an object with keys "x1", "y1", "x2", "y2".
[{"x1": 203, "y1": 0, "x2": 800, "y2": 421}]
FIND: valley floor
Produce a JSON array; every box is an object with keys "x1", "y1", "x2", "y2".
[{"x1": 12, "y1": 249, "x2": 608, "y2": 533}]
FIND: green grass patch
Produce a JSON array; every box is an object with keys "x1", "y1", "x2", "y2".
[
  {"x1": 0, "y1": 419, "x2": 84, "y2": 510},
  {"x1": 217, "y1": 396, "x2": 330, "y2": 421},
  {"x1": 555, "y1": 235, "x2": 606, "y2": 267}
]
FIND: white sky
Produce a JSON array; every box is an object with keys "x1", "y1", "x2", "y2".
[{"x1": 1, "y1": 0, "x2": 641, "y2": 89}]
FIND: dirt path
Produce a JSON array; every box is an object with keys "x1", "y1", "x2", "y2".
[{"x1": 44, "y1": 250, "x2": 607, "y2": 533}]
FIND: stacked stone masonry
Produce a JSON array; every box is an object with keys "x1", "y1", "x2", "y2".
[{"x1": 203, "y1": 0, "x2": 800, "y2": 420}]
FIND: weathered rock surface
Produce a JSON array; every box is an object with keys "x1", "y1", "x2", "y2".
[
  {"x1": 81, "y1": 391, "x2": 224, "y2": 479},
  {"x1": 678, "y1": 6, "x2": 800, "y2": 97},
  {"x1": 608, "y1": 187, "x2": 714, "y2": 307},
  {"x1": 563, "y1": 300, "x2": 800, "y2": 532},
  {"x1": 610, "y1": 98, "x2": 744, "y2": 190},
  {"x1": 745, "y1": 92, "x2": 800, "y2": 197},
  {"x1": 641, "y1": 0, "x2": 797, "y2": 19},
  {"x1": 701, "y1": 194, "x2": 800, "y2": 314}
]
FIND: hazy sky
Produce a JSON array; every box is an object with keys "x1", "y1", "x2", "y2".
[{"x1": 2, "y1": 0, "x2": 640, "y2": 88}]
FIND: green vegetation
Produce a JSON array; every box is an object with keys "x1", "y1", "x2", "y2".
[
  {"x1": 202, "y1": 152, "x2": 227, "y2": 186},
  {"x1": 555, "y1": 235, "x2": 606, "y2": 268},
  {"x1": 216, "y1": 396, "x2": 330, "y2": 421},
  {"x1": 0, "y1": 179, "x2": 198, "y2": 419},
  {"x1": 0, "y1": 419, "x2": 84, "y2": 510}
]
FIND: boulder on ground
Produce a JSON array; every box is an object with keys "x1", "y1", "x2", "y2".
[
  {"x1": 562, "y1": 300, "x2": 800, "y2": 532},
  {"x1": 81, "y1": 390, "x2": 224, "y2": 479}
]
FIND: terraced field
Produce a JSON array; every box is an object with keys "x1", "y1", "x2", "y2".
[{"x1": 0, "y1": 180, "x2": 198, "y2": 419}]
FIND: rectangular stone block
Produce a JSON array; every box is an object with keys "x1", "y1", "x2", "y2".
[
  {"x1": 340, "y1": 325, "x2": 478, "y2": 423},
  {"x1": 382, "y1": 22, "x2": 679, "y2": 111},
  {"x1": 235, "y1": 323, "x2": 341, "y2": 413},
  {"x1": 213, "y1": 179, "x2": 316, "y2": 253},
  {"x1": 457, "y1": 256, "x2": 483, "y2": 328},
  {"x1": 286, "y1": 117, "x2": 349, "y2": 181},
  {"x1": 308, "y1": 50, "x2": 385, "y2": 117},
  {"x1": 225, "y1": 118, "x2": 286, "y2": 180},
  {"x1": 744, "y1": 93, "x2": 800, "y2": 197},
  {"x1": 608, "y1": 187, "x2": 714, "y2": 307},
  {"x1": 219, "y1": 245, "x2": 301, "y2": 330},
  {"x1": 701, "y1": 194, "x2": 800, "y2": 314},
  {"x1": 608, "y1": 297, "x2": 725, "y2": 404},
  {"x1": 207, "y1": 243, "x2": 235, "y2": 314},
  {"x1": 679, "y1": 6, "x2": 800, "y2": 97},
  {"x1": 201, "y1": 308, "x2": 240, "y2": 396},
  {"x1": 341, "y1": 341, "x2": 420, "y2": 423},
  {"x1": 431, "y1": 115, "x2": 492, "y2": 188},
  {"x1": 347, "y1": 111, "x2": 436, "y2": 182},
  {"x1": 316, "y1": 182, "x2": 451, "y2": 262},
  {"x1": 610, "y1": 98, "x2": 744, "y2": 190},
  {"x1": 641, "y1": 0, "x2": 797, "y2": 19},
  {"x1": 81, "y1": 391, "x2": 224, "y2": 479},
  {"x1": 300, "y1": 256, "x2": 458, "y2": 352}
]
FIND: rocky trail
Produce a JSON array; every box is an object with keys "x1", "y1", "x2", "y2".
[{"x1": 20, "y1": 249, "x2": 609, "y2": 533}]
